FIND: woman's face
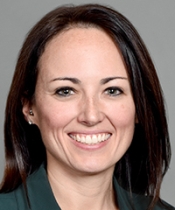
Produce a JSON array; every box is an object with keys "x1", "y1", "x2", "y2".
[{"x1": 24, "y1": 27, "x2": 136, "y2": 174}]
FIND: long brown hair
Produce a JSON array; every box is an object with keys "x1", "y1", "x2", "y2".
[{"x1": 0, "y1": 4, "x2": 171, "y2": 209}]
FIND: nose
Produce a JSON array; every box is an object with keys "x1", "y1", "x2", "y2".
[{"x1": 77, "y1": 96, "x2": 105, "y2": 126}]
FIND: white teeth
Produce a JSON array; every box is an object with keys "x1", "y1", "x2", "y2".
[
  {"x1": 70, "y1": 133, "x2": 111, "y2": 145},
  {"x1": 77, "y1": 135, "x2": 81, "y2": 142},
  {"x1": 82, "y1": 136, "x2": 86, "y2": 143},
  {"x1": 92, "y1": 135, "x2": 98, "y2": 144},
  {"x1": 98, "y1": 135, "x2": 101, "y2": 141},
  {"x1": 86, "y1": 136, "x2": 91, "y2": 144}
]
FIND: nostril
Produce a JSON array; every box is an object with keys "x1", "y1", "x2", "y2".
[{"x1": 77, "y1": 110, "x2": 105, "y2": 126}]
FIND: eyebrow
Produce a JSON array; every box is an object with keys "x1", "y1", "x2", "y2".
[
  {"x1": 50, "y1": 77, "x2": 81, "y2": 84},
  {"x1": 50, "y1": 76, "x2": 127, "y2": 84},
  {"x1": 100, "y1": 76, "x2": 128, "y2": 84}
]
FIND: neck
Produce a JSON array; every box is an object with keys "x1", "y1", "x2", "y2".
[{"x1": 47, "y1": 161, "x2": 118, "y2": 210}]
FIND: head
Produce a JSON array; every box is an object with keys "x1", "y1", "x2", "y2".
[{"x1": 2, "y1": 3, "x2": 170, "y2": 208}]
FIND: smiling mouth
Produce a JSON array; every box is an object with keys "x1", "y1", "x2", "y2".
[{"x1": 69, "y1": 133, "x2": 111, "y2": 145}]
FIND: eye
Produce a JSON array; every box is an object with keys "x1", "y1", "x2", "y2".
[
  {"x1": 104, "y1": 87, "x2": 123, "y2": 96},
  {"x1": 55, "y1": 87, "x2": 75, "y2": 97}
]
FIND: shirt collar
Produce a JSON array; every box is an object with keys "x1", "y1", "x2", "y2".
[{"x1": 26, "y1": 164, "x2": 61, "y2": 210}]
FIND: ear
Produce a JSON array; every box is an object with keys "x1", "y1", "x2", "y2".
[{"x1": 22, "y1": 99, "x2": 34, "y2": 125}]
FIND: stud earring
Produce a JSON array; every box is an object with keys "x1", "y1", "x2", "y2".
[
  {"x1": 28, "y1": 120, "x2": 33, "y2": 125},
  {"x1": 29, "y1": 109, "x2": 34, "y2": 116}
]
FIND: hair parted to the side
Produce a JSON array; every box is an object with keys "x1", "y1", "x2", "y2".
[{"x1": 0, "y1": 4, "x2": 171, "y2": 209}]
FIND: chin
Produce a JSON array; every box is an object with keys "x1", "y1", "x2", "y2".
[{"x1": 71, "y1": 160, "x2": 115, "y2": 176}]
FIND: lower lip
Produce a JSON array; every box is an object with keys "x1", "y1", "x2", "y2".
[{"x1": 69, "y1": 136, "x2": 111, "y2": 150}]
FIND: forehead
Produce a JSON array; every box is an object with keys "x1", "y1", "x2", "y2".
[
  {"x1": 37, "y1": 27, "x2": 128, "y2": 79},
  {"x1": 42, "y1": 27, "x2": 118, "y2": 54}
]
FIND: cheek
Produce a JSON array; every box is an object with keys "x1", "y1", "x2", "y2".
[
  {"x1": 34, "y1": 98, "x2": 77, "y2": 131},
  {"x1": 109, "y1": 102, "x2": 136, "y2": 160},
  {"x1": 108, "y1": 101, "x2": 136, "y2": 128},
  {"x1": 33, "y1": 101, "x2": 77, "y2": 153}
]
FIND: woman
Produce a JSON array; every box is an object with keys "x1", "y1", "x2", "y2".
[{"x1": 0, "y1": 4, "x2": 174, "y2": 210}]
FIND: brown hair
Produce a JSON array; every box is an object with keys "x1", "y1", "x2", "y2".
[{"x1": 0, "y1": 4, "x2": 171, "y2": 209}]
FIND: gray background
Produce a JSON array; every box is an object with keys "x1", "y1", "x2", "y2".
[{"x1": 0, "y1": 0, "x2": 174, "y2": 207}]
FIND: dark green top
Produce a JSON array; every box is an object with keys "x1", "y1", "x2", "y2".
[{"x1": 0, "y1": 164, "x2": 174, "y2": 210}]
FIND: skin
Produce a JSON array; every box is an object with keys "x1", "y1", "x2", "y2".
[{"x1": 23, "y1": 27, "x2": 136, "y2": 210}]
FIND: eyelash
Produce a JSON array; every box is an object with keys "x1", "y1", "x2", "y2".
[
  {"x1": 55, "y1": 87, "x2": 75, "y2": 97},
  {"x1": 55, "y1": 86, "x2": 123, "y2": 97},
  {"x1": 104, "y1": 87, "x2": 123, "y2": 96}
]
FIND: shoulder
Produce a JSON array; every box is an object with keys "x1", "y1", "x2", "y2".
[
  {"x1": 0, "y1": 191, "x2": 18, "y2": 210},
  {"x1": 155, "y1": 199, "x2": 175, "y2": 210},
  {"x1": 132, "y1": 192, "x2": 175, "y2": 210},
  {"x1": 0, "y1": 164, "x2": 59, "y2": 210},
  {"x1": 0, "y1": 167, "x2": 42, "y2": 210},
  {"x1": 113, "y1": 177, "x2": 175, "y2": 210},
  {"x1": 0, "y1": 166, "x2": 45, "y2": 210},
  {"x1": 0, "y1": 186, "x2": 29, "y2": 210}
]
